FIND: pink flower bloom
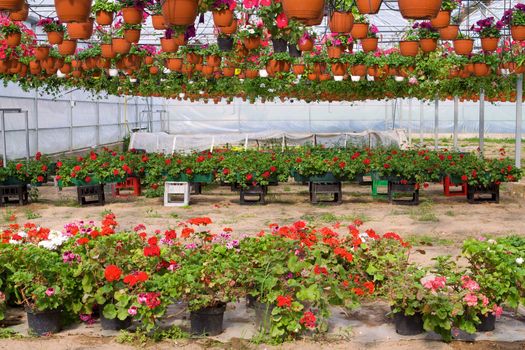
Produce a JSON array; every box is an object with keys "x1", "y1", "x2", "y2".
[
  {"x1": 464, "y1": 293, "x2": 478, "y2": 306},
  {"x1": 45, "y1": 288, "x2": 55, "y2": 297},
  {"x1": 242, "y1": 0, "x2": 257, "y2": 8},
  {"x1": 259, "y1": 0, "x2": 271, "y2": 6},
  {"x1": 423, "y1": 276, "x2": 446, "y2": 291},
  {"x1": 128, "y1": 306, "x2": 137, "y2": 316},
  {"x1": 461, "y1": 276, "x2": 480, "y2": 291},
  {"x1": 493, "y1": 305, "x2": 503, "y2": 317},
  {"x1": 276, "y1": 12, "x2": 288, "y2": 29},
  {"x1": 481, "y1": 295, "x2": 489, "y2": 307}
]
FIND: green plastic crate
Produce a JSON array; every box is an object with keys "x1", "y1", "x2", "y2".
[{"x1": 372, "y1": 180, "x2": 389, "y2": 197}]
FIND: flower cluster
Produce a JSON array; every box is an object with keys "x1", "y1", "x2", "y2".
[{"x1": 471, "y1": 17, "x2": 503, "y2": 38}]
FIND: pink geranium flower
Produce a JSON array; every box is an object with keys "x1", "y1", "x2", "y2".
[
  {"x1": 423, "y1": 276, "x2": 446, "y2": 291},
  {"x1": 276, "y1": 12, "x2": 288, "y2": 29},
  {"x1": 464, "y1": 293, "x2": 478, "y2": 306}
]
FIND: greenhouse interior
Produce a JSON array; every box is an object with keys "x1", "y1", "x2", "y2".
[{"x1": 0, "y1": 0, "x2": 524, "y2": 348}]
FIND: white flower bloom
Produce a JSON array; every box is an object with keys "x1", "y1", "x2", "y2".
[
  {"x1": 9, "y1": 239, "x2": 21, "y2": 245},
  {"x1": 38, "y1": 230, "x2": 69, "y2": 250},
  {"x1": 17, "y1": 231, "x2": 27, "y2": 238},
  {"x1": 487, "y1": 239, "x2": 496, "y2": 245},
  {"x1": 516, "y1": 257, "x2": 524, "y2": 265}
]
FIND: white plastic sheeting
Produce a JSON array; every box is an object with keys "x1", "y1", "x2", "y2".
[
  {"x1": 0, "y1": 82, "x2": 167, "y2": 159},
  {"x1": 129, "y1": 130, "x2": 409, "y2": 153}
]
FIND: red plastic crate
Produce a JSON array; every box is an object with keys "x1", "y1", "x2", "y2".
[
  {"x1": 443, "y1": 176, "x2": 467, "y2": 197},
  {"x1": 114, "y1": 177, "x2": 141, "y2": 197}
]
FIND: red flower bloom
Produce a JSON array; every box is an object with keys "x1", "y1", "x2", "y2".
[
  {"x1": 56, "y1": 161, "x2": 63, "y2": 168},
  {"x1": 144, "y1": 244, "x2": 160, "y2": 257},
  {"x1": 37, "y1": 175, "x2": 44, "y2": 183},
  {"x1": 270, "y1": 166, "x2": 277, "y2": 172},
  {"x1": 15, "y1": 163, "x2": 22, "y2": 171},
  {"x1": 186, "y1": 168, "x2": 193, "y2": 175},
  {"x1": 76, "y1": 237, "x2": 89, "y2": 245},
  {"x1": 299, "y1": 311, "x2": 316, "y2": 329},
  {"x1": 295, "y1": 157, "x2": 303, "y2": 163},
  {"x1": 90, "y1": 152, "x2": 97, "y2": 160},
  {"x1": 461, "y1": 175, "x2": 468, "y2": 182},
  {"x1": 113, "y1": 169, "x2": 119, "y2": 176},
  {"x1": 104, "y1": 265, "x2": 122, "y2": 282},
  {"x1": 223, "y1": 168, "x2": 230, "y2": 175},
  {"x1": 363, "y1": 158, "x2": 371, "y2": 165},
  {"x1": 85, "y1": 176, "x2": 91, "y2": 183},
  {"x1": 276, "y1": 295, "x2": 292, "y2": 308},
  {"x1": 314, "y1": 265, "x2": 328, "y2": 275},
  {"x1": 246, "y1": 174, "x2": 253, "y2": 181},
  {"x1": 383, "y1": 163, "x2": 390, "y2": 169}
]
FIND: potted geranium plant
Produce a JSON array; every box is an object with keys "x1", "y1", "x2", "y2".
[
  {"x1": 37, "y1": 18, "x2": 65, "y2": 45},
  {"x1": 327, "y1": 0, "x2": 354, "y2": 33},
  {"x1": 207, "y1": 0, "x2": 236, "y2": 27},
  {"x1": 453, "y1": 31, "x2": 474, "y2": 55},
  {"x1": 430, "y1": 0, "x2": 460, "y2": 28},
  {"x1": 92, "y1": 0, "x2": 120, "y2": 26},
  {"x1": 361, "y1": 24, "x2": 378, "y2": 52},
  {"x1": 118, "y1": 0, "x2": 145, "y2": 25},
  {"x1": 502, "y1": 3, "x2": 525, "y2": 41},
  {"x1": 1, "y1": 20, "x2": 22, "y2": 47},
  {"x1": 414, "y1": 21, "x2": 439, "y2": 53},
  {"x1": 237, "y1": 23, "x2": 263, "y2": 50},
  {"x1": 470, "y1": 17, "x2": 502, "y2": 52},
  {"x1": 399, "y1": 26, "x2": 419, "y2": 56}
]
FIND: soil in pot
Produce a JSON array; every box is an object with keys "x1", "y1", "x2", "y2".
[
  {"x1": 254, "y1": 300, "x2": 274, "y2": 333},
  {"x1": 27, "y1": 309, "x2": 62, "y2": 336},
  {"x1": 100, "y1": 314, "x2": 132, "y2": 330},
  {"x1": 190, "y1": 304, "x2": 226, "y2": 336},
  {"x1": 393, "y1": 312, "x2": 424, "y2": 336},
  {"x1": 476, "y1": 313, "x2": 496, "y2": 332}
]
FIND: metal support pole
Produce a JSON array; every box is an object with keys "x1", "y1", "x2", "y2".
[
  {"x1": 453, "y1": 96, "x2": 459, "y2": 150},
  {"x1": 69, "y1": 95, "x2": 73, "y2": 152},
  {"x1": 419, "y1": 101, "x2": 424, "y2": 144},
  {"x1": 384, "y1": 101, "x2": 388, "y2": 130},
  {"x1": 399, "y1": 98, "x2": 403, "y2": 129},
  {"x1": 24, "y1": 111, "x2": 30, "y2": 160},
  {"x1": 95, "y1": 101, "x2": 100, "y2": 147},
  {"x1": 34, "y1": 89, "x2": 39, "y2": 151},
  {"x1": 479, "y1": 89, "x2": 485, "y2": 156},
  {"x1": 408, "y1": 99, "x2": 412, "y2": 145},
  {"x1": 1, "y1": 111, "x2": 6, "y2": 167},
  {"x1": 516, "y1": 74, "x2": 523, "y2": 168},
  {"x1": 434, "y1": 97, "x2": 439, "y2": 150}
]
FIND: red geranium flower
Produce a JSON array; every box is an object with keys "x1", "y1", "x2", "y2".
[
  {"x1": 299, "y1": 311, "x2": 316, "y2": 328},
  {"x1": 276, "y1": 295, "x2": 292, "y2": 308},
  {"x1": 104, "y1": 265, "x2": 122, "y2": 282}
]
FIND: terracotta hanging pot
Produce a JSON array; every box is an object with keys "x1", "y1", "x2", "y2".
[
  {"x1": 243, "y1": 36, "x2": 261, "y2": 50},
  {"x1": 67, "y1": 18, "x2": 94, "y2": 40},
  {"x1": 439, "y1": 24, "x2": 458, "y2": 40},
  {"x1": 207, "y1": 55, "x2": 221, "y2": 67},
  {"x1": 0, "y1": 0, "x2": 23, "y2": 11},
  {"x1": 47, "y1": 31, "x2": 64, "y2": 45},
  {"x1": 58, "y1": 39, "x2": 77, "y2": 55},
  {"x1": 480, "y1": 37, "x2": 499, "y2": 52},
  {"x1": 165, "y1": 57, "x2": 182, "y2": 71},
  {"x1": 160, "y1": 37, "x2": 178, "y2": 52},
  {"x1": 327, "y1": 45, "x2": 343, "y2": 58},
  {"x1": 430, "y1": 10, "x2": 450, "y2": 28},
  {"x1": 245, "y1": 69, "x2": 259, "y2": 79},
  {"x1": 329, "y1": 12, "x2": 354, "y2": 33},
  {"x1": 96, "y1": 10, "x2": 114, "y2": 25},
  {"x1": 397, "y1": 0, "x2": 441, "y2": 19},
  {"x1": 6, "y1": 33, "x2": 21, "y2": 47},
  {"x1": 112, "y1": 38, "x2": 131, "y2": 55},
  {"x1": 186, "y1": 52, "x2": 201, "y2": 64},
  {"x1": 399, "y1": 40, "x2": 419, "y2": 56},
  {"x1": 222, "y1": 66, "x2": 235, "y2": 77},
  {"x1": 212, "y1": 9, "x2": 233, "y2": 27},
  {"x1": 124, "y1": 29, "x2": 141, "y2": 43},
  {"x1": 511, "y1": 25, "x2": 525, "y2": 41},
  {"x1": 292, "y1": 64, "x2": 305, "y2": 75},
  {"x1": 144, "y1": 56, "x2": 154, "y2": 65},
  {"x1": 361, "y1": 37, "x2": 378, "y2": 52},
  {"x1": 151, "y1": 15, "x2": 165, "y2": 30},
  {"x1": 302, "y1": 10, "x2": 323, "y2": 25},
  {"x1": 419, "y1": 38, "x2": 437, "y2": 52},
  {"x1": 173, "y1": 33, "x2": 186, "y2": 46},
  {"x1": 351, "y1": 23, "x2": 369, "y2": 39},
  {"x1": 355, "y1": 0, "x2": 382, "y2": 14},
  {"x1": 122, "y1": 7, "x2": 143, "y2": 24},
  {"x1": 473, "y1": 62, "x2": 490, "y2": 77},
  {"x1": 9, "y1": 1, "x2": 28, "y2": 21},
  {"x1": 54, "y1": 0, "x2": 91, "y2": 23},
  {"x1": 149, "y1": 66, "x2": 159, "y2": 75},
  {"x1": 72, "y1": 69, "x2": 82, "y2": 78},
  {"x1": 298, "y1": 38, "x2": 314, "y2": 51},
  {"x1": 313, "y1": 62, "x2": 326, "y2": 74},
  {"x1": 34, "y1": 46, "x2": 50, "y2": 61},
  {"x1": 100, "y1": 43, "x2": 115, "y2": 58},
  {"x1": 282, "y1": 0, "x2": 325, "y2": 24},
  {"x1": 162, "y1": 0, "x2": 198, "y2": 26},
  {"x1": 350, "y1": 64, "x2": 366, "y2": 76},
  {"x1": 60, "y1": 63, "x2": 72, "y2": 74},
  {"x1": 319, "y1": 73, "x2": 331, "y2": 81},
  {"x1": 331, "y1": 62, "x2": 346, "y2": 76},
  {"x1": 453, "y1": 38, "x2": 473, "y2": 55},
  {"x1": 218, "y1": 18, "x2": 237, "y2": 35}
]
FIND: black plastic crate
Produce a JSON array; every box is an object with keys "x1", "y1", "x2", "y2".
[
  {"x1": 0, "y1": 184, "x2": 28, "y2": 206},
  {"x1": 240, "y1": 185, "x2": 267, "y2": 205},
  {"x1": 77, "y1": 184, "x2": 105, "y2": 206},
  {"x1": 388, "y1": 181, "x2": 419, "y2": 206},
  {"x1": 467, "y1": 183, "x2": 499, "y2": 204},
  {"x1": 309, "y1": 182, "x2": 342, "y2": 204}
]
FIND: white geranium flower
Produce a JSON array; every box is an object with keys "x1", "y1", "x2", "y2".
[
  {"x1": 9, "y1": 239, "x2": 21, "y2": 245},
  {"x1": 516, "y1": 257, "x2": 524, "y2": 265},
  {"x1": 17, "y1": 231, "x2": 27, "y2": 238},
  {"x1": 38, "y1": 230, "x2": 69, "y2": 250}
]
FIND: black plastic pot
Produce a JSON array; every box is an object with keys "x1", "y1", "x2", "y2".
[
  {"x1": 190, "y1": 304, "x2": 226, "y2": 336},
  {"x1": 254, "y1": 300, "x2": 274, "y2": 333},
  {"x1": 100, "y1": 314, "x2": 132, "y2": 330},
  {"x1": 288, "y1": 44, "x2": 301, "y2": 57},
  {"x1": 272, "y1": 38, "x2": 288, "y2": 53},
  {"x1": 26, "y1": 309, "x2": 62, "y2": 336},
  {"x1": 476, "y1": 313, "x2": 496, "y2": 332},
  {"x1": 246, "y1": 294, "x2": 256, "y2": 309},
  {"x1": 393, "y1": 312, "x2": 424, "y2": 336},
  {"x1": 218, "y1": 37, "x2": 234, "y2": 52}
]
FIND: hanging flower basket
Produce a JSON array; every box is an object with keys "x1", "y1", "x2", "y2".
[
  {"x1": 480, "y1": 37, "x2": 499, "y2": 52},
  {"x1": 162, "y1": 0, "x2": 198, "y2": 26},
  {"x1": 430, "y1": 10, "x2": 450, "y2": 28},
  {"x1": 165, "y1": 57, "x2": 183, "y2": 71},
  {"x1": 453, "y1": 38, "x2": 473, "y2": 55},
  {"x1": 243, "y1": 36, "x2": 261, "y2": 50},
  {"x1": 207, "y1": 55, "x2": 221, "y2": 67},
  {"x1": 511, "y1": 25, "x2": 525, "y2": 41},
  {"x1": 122, "y1": 7, "x2": 143, "y2": 25},
  {"x1": 292, "y1": 64, "x2": 305, "y2": 75},
  {"x1": 399, "y1": 40, "x2": 419, "y2": 56},
  {"x1": 439, "y1": 24, "x2": 458, "y2": 40},
  {"x1": 96, "y1": 10, "x2": 114, "y2": 26},
  {"x1": 473, "y1": 63, "x2": 490, "y2": 77},
  {"x1": 34, "y1": 46, "x2": 50, "y2": 61},
  {"x1": 160, "y1": 38, "x2": 178, "y2": 52},
  {"x1": 100, "y1": 43, "x2": 115, "y2": 58},
  {"x1": 351, "y1": 23, "x2": 369, "y2": 39},
  {"x1": 298, "y1": 38, "x2": 314, "y2": 51},
  {"x1": 282, "y1": 0, "x2": 325, "y2": 24},
  {"x1": 397, "y1": 0, "x2": 441, "y2": 19},
  {"x1": 58, "y1": 39, "x2": 76, "y2": 55},
  {"x1": 151, "y1": 15, "x2": 165, "y2": 30},
  {"x1": 361, "y1": 37, "x2": 378, "y2": 52},
  {"x1": 67, "y1": 18, "x2": 94, "y2": 40},
  {"x1": 350, "y1": 64, "x2": 366, "y2": 76},
  {"x1": 331, "y1": 62, "x2": 346, "y2": 76},
  {"x1": 54, "y1": 0, "x2": 92, "y2": 23},
  {"x1": 47, "y1": 31, "x2": 64, "y2": 45},
  {"x1": 218, "y1": 18, "x2": 237, "y2": 34},
  {"x1": 9, "y1": 2, "x2": 28, "y2": 21},
  {"x1": 222, "y1": 66, "x2": 235, "y2": 76},
  {"x1": 419, "y1": 38, "x2": 437, "y2": 52},
  {"x1": 124, "y1": 29, "x2": 141, "y2": 43},
  {"x1": 327, "y1": 45, "x2": 343, "y2": 58},
  {"x1": 245, "y1": 69, "x2": 259, "y2": 79},
  {"x1": 356, "y1": 0, "x2": 382, "y2": 14},
  {"x1": 0, "y1": 0, "x2": 23, "y2": 11},
  {"x1": 213, "y1": 9, "x2": 234, "y2": 27},
  {"x1": 112, "y1": 38, "x2": 131, "y2": 54},
  {"x1": 6, "y1": 33, "x2": 21, "y2": 47},
  {"x1": 60, "y1": 62, "x2": 72, "y2": 74},
  {"x1": 329, "y1": 12, "x2": 354, "y2": 33}
]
